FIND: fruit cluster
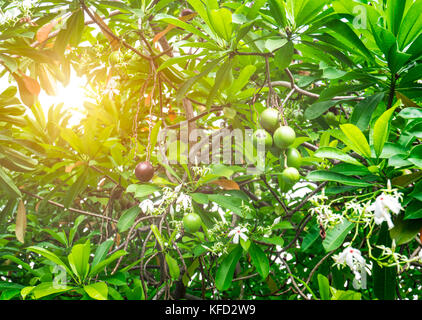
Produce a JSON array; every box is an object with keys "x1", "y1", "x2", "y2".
[{"x1": 253, "y1": 108, "x2": 302, "y2": 192}]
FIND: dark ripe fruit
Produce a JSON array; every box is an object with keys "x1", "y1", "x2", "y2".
[
  {"x1": 134, "y1": 161, "x2": 154, "y2": 182},
  {"x1": 181, "y1": 8, "x2": 194, "y2": 16},
  {"x1": 282, "y1": 167, "x2": 300, "y2": 184},
  {"x1": 183, "y1": 213, "x2": 202, "y2": 233},
  {"x1": 260, "y1": 108, "x2": 280, "y2": 133},
  {"x1": 286, "y1": 148, "x2": 302, "y2": 168},
  {"x1": 253, "y1": 129, "x2": 273, "y2": 149},
  {"x1": 273, "y1": 126, "x2": 296, "y2": 149}
]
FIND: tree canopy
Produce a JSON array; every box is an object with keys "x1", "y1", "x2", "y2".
[{"x1": 0, "y1": 0, "x2": 422, "y2": 301}]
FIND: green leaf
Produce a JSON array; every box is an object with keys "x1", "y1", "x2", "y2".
[
  {"x1": 257, "y1": 236, "x2": 284, "y2": 246},
  {"x1": 117, "y1": 206, "x2": 141, "y2": 232},
  {"x1": 387, "y1": 0, "x2": 406, "y2": 36},
  {"x1": 92, "y1": 239, "x2": 114, "y2": 269},
  {"x1": 274, "y1": 40, "x2": 294, "y2": 70},
  {"x1": 248, "y1": 242, "x2": 269, "y2": 279},
  {"x1": 317, "y1": 274, "x2": 330, "y2": 300},
  {"x1": 206, "y1": 58, "x2": 232, "y2": 110},
  {"x1": 27, "y1": 246, "x2": 71, "y2": 275},
  {"x1": 391, "y1": 214, "x2": 422, "y2": 244},
  {"x1": 63, "y1": 169, "x2": 87, "y2": 208},
  {"x1": 304, "y1": 100, "x2": 338, "y2": 120},
  {"x1": 340, "y1": 124, "x2": 371, "y2": 158},
  {"x1": 89, "y1": 250, "x2": 127, "y2": 277},
  {"x1": 215, "y1": 245, "x2": 243, "y2": 291},
  {"x1": 126, "y1": 184, "x2": 159, "y2": 199},
  {"x1": 322, "y1": 220, "x2": 354, "y2": 252},
  {"x1": 83, "y1": 282, "x2": 108, "y2": 300},
  {"x1": 268, "y1": 0, "x2": 287, "y2": 27},
  {"x1": 307, "y1": 170, "x2": 372, "y2": 187},
  {"x1": 208, "y1": 194, "x2": 249, "y2": 218},
  {"x1": 150, "y1": 224, "x2": 165, "y2": 249},
  {"x1": 398, "y1": 0, "x2": 422, "y2": 49},
  {"x1": 404, "y1": 200, "x2": 422, "y2": 220},
  {"x1": 67, "y1": 241, "x2": 91, "y2": 282},
  {"x1": 191, "y1": 193, "x2": 209, "y2": 204},
  {"x1": 398, "y1": 107, "x2": 422, "y2": 119},
  {"x1": 176, "y1": 58, "x2": 223, "y2": 101},
  {"x1": 373, "y1": 105, "x2": 398, "y2": 158},
  {"x1": 314, "y1": 147, "x2": 363, "y2": 166},
  {"x1": 0, "y1": 166, "x2": 21, "y2": 199},
  {"x1": 54, "y1": 10, "x2": 84, "y2": 56},
  {"x1": 165, "y1": 253, "x2": 180, "y2": 280},
  {"x1": 209, "y1": 8, "x2": 233, "y2": 41},
  {"x1": 227, "y1": 65, "x2": 256, "y2": 97},
  {"x1": 31, "y1": 282, "x2": 74, "y2": 299},
  {"x1": 325, "y1": 20, "x2": 372, "y2": 60},
  {"x1": 301, "y1": 224, "x2": 320, "y2": 252},
  {"x1": 350, "y1": 93, "x2": 384, "y2": 131}
]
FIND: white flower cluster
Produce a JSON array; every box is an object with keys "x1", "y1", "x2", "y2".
[
  {"x1": 138, "y1": 185, "x2": 193, "y2": 216},
  {"x1": 191, "y1": 166, "x2": 211, "y2": 177},
  {"x1": 333, "y1": 247, "x2": 372, "y2": 290},
  {"x1": 309, "y1": 190, "x2": 343, "y2": 229}
]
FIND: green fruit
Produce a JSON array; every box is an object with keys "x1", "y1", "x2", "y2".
[
  {"x1": 282, "y1": 167, "x2": 300, "y2": 184},
  {"x1": 109, "y1": 51, "x2": 122, "y2": 65},
  {"x1": 273, "y1": 126, "x2": 296, "y2": 149},
  {"x1": 183, "y1": 213, "x2": 202, "y2": 233},
  {"x1": 260, "y1": 108, "x2": 280, "y2": 133},
  {"x1": 253, "y1": 129, "x2": 273, "y2": 149},
  {"x1": 325, "y1": 111, "x2": 337, "y2": 126},
  {"x1": 286, "y1": 148, "x2": 302, "y2": 168}
]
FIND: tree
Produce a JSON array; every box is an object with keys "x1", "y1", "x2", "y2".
[{"x1": 0, "y1": 0, "x2": 421, "y2": 300}]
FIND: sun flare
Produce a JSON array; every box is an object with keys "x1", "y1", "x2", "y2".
[{"x1": 39, "y1": 70, "x2": 89, "y2": 127}]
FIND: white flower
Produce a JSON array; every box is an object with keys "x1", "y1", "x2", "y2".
[
  {"x1": 272, "y1": 217, "x2": 281, "y2": 226},
  {"x1": 368, "y1": 193, "x2": 402, "y2": 229},
  {"x1": 139, "y1": 199, "x2": 154, "y2": 214},
  {"x1": 333, "y1": 247, "x2": 371, "y2": 290},
  {"x1": 228, "y1": 226, "x2": 248, "y2": 244},
  {"x1": 176, "y1": 193, "x2": 192, "y2": 211}
]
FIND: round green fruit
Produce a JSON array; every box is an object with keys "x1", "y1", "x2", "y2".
[
  {"x1": 183, "y1": 213, "x2": 202, "y2": 233},
  {"x1": 286, "y1": 148, "x2": 302, "y2": 168},
  {"x1": 253, "y1": 129, "x2": 273, "y2": 149},
  {"x1": 260, "y1": 108, "x2": 280, "y2": 133},
  {"x1": 109, "y1": 51, "x2": 123, "y2": 65},
  {"x1": 273, "y1": 126, "x2": 296, "y2": 149},
  {"x1": 325, "y1": 111, "x2": 337, "y2": 126},
  {"x1": 282, "y1": 167, "x2": 300, "y2": 184}
]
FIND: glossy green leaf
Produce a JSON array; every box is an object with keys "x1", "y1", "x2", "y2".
[
  {"x1": 340, "y1": 124, "x2": 371, "y2": 158},
  {"x1": 373, "y1": 105, "x2": 398, "y2": 158},
  {"x1": 314, "y1": 147, "x2": 363, "y2": 166},
  {"x1": 117, "y1": 206, "x2": 141, "y2": 232},
  {"x1": 307, "y1": 170, "x2": 372, "y2": 187},
  {"x1": 83, "y1": 282, "x2": 108, "y2": 300},
  {"x1": 248, "y1": 242, "x2": 269, "y2": 279},
  {"x1": 165, "y1": 253, "x2": 180, "y2": 280},
  {"x1": 215, "y1": 245, "x2": 243, "y2": 291},
  {"x1": 322, "y1": 220, "x2": 354, "y2": 252}
]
